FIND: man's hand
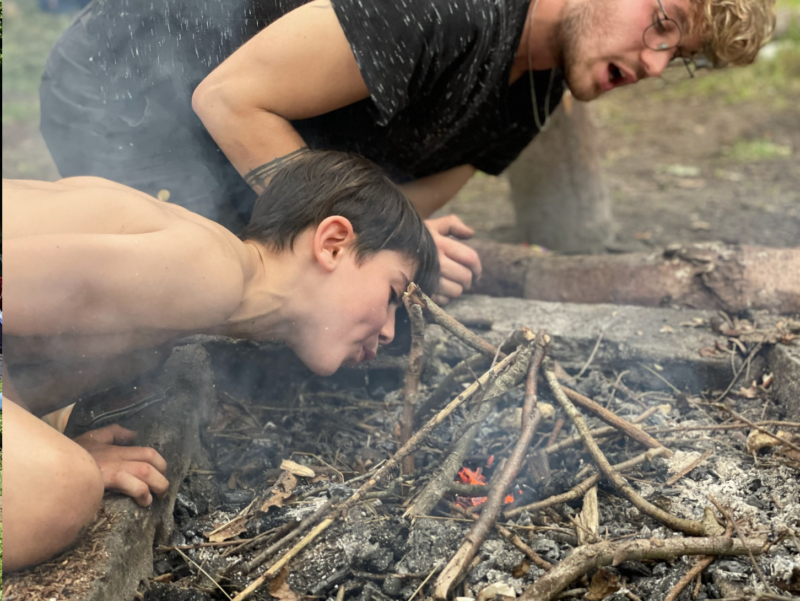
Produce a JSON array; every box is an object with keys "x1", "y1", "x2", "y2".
[
  {"x1": 425, "y1": 215, "x2": 482, "y2": 305},
  {"x1": 74, "y1": 424, "x2": 169, "y2": 507}
]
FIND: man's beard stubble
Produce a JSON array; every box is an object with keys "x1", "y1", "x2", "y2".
[{"x1": 555, "y1": 0, "x2": 615, "y2": 100}]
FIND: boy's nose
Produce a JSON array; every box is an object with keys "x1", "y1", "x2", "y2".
[{"x1": 379, "y1": 308, "x2": 396, "y2": 345}]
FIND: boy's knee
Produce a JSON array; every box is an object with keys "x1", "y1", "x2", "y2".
[
  {"x1": 53, "y1": 445, "x2": 105, "y2": 542},
  {"x1": 5, "y1": 443, "x2": 104, "y2": 572}
]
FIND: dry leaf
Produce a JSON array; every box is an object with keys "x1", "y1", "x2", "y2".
[
  {"x1": 747, "y1": 430, "x2": 787, "y2": 454},
  {"x1": 205, "y1": 515, "x2": 247, "y2": 543},
  {"x1": 777, "y1": 431, "x2": 800, "y2": 464},
  {"x1": 261, "y1": 470, "x2": 298, "y2": 512},
  {"x1": 585, "y1": 568, "x2": 621, "y2": 601},
  {"x1": 699, "y1": 347, "x2": 720, "y2": 358},
  {"x1": 269, "y1": 568, "x2": 300, "y2": 601},
  {"x1": 280, "y1": 459, "x2": 315, "y2": 478},
  {"x1": 660, "y1": 325, "x2": 675, "y2": 334},
  {"x1": 735, "y1": 382, "x2": 760, "y2": 399},
  {"x1": 512, "y1": 559, "x2": 531, "y2": 578},
  {"x1": 477, "y1": 582, "x2": 516, "y2": 601}
]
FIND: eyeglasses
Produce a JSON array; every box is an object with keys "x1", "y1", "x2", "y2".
[{"x1": 642, "y1": 0, "x2": 696, "y2": 80}]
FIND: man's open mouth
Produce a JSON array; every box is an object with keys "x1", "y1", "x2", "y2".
[{"x1": 608, "y1": 62, "x2": 625, "y2": 86}]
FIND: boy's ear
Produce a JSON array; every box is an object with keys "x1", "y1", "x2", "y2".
[{"x1": 313, "y1": 216, "x2": 356, "y2": 272}]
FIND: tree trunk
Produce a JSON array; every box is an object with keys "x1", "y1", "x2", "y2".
[{"x1": 507, "y1": 94, "x2": 615, "y2": 254}]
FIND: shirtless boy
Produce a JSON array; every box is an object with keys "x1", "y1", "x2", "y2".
[{"x1": 2, "y1": 150, "x2": 439, "y2": 571}]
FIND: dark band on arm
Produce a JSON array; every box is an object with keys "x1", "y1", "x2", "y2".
[{"x1": 244, "y1": 147, "x2": 310, "y2": 192}]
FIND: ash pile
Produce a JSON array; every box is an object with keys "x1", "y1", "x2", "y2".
[{"x1": 149, "y1": 288, "x2": 800, "y2": 601}]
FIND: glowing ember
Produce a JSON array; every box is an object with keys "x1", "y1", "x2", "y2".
[{"x1": 456, "y1": 466, "x2": 516, "y2": 506}]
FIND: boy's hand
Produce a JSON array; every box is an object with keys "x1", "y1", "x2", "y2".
[
  {"x1": 425, "y1": 215, "x2": 482, "y2": 305},
  {"x1": 74, "y1": 424, "x2": 169, "y2": 507}
]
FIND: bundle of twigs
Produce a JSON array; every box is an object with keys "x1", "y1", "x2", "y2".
[{"x1": 222, "y1": 284, "x2": 785, "y2": 601}]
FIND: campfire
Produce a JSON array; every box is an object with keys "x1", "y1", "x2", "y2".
[{"x1": 5, "y1": 286, "x2": 799, "y2": 601}]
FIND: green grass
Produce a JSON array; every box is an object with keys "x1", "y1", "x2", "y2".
[
  {"x1": 2, "y1": 0, "x2": 72, "y2": 124},
  {"x1": 726, "y1": 137, "x2": 793, "y2": 161}
]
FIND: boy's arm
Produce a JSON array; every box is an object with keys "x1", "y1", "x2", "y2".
[{"x1": 4, "y1": 225, "x2": 246, "y2": 336}]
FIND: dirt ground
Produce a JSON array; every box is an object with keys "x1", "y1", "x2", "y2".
[{"x1": 3, "y1": 0, "x2": 799, "y2": 253}]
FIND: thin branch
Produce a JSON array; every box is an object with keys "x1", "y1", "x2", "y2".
[
  {"x1": 240, "y1": 499, "x2": 333, "y2": 575},
  {"x1": 401, "y1": 298, "x2": 427, "y2": 474},
  {"x1": 518, "y1": 536, "x2": 768, "y2": 601},
  {"x1": 545, "y1": 361, "x2": 716, "y2": 537},
  {"x1": 712, "y1": 404, "x2": 800, "y2": 455},
  {"x1": 407, "y1": 283, "x2": 498, "y2": 358},
  {"x1": 407, "y1": 344, "x2": 532, "y2": 518},
  {"x1": 558, "y1": 384, "x2": 673, "y2": 457},
  {"x1": 434, "y1": 333, "x2": 548, "y2": 599},
  {"x1": 504, "y1": 448, "x2": 668, "y2": 519},
  {"x1": 665, "y1": 520, "x2": 734, "y2": 601}
]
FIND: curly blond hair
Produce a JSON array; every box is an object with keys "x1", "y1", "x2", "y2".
[{"x1": 693, "y1": 0, "x2": 777, "y2": 66}]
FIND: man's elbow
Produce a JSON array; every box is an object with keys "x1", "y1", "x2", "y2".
[{"x1": 191, "y1": 77, "x2": 219, "y2": 123}]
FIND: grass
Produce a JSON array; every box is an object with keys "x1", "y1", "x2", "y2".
[
  {"x1": 2, "y1": 0, "x2": 72, "y2": 124},
  {"x1": 726, "y1": 138, "x2": 793, "y2": 161}
]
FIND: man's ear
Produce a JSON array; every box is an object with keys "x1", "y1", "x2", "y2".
[{"x1": 313, "y1": 216, "x2": 356, "y2": 272}]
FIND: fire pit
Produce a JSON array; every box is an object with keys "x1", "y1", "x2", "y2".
[{"x1": 3, "y1": 293, "x2": 799, "y2": 601}]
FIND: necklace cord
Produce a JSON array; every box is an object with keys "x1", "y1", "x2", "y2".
[{"x1": 526, "y1": 0, "x2": 556, "y2": 131}]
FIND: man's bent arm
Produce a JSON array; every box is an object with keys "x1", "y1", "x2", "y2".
[
  {"x1": 192, "y1": 0, "x2": 370, "y2": 194},
  {"x1": 399, "y1": 165, "x2": 478, "y2": 218}
]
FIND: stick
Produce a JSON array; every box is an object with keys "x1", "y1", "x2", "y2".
[
  {"x1": 712, "y1": 404, "x2": 800, "y2": 455},
  {"x1": 518, "y1": 536, "x2": 768, "y2": 601},
  {"x1": 403, "y1": 290, "x2": 672, "y2": 459},
  {"x1": 230, "y1": 518, "x2": 334, "y2": 601},
  {"x1": 240, "y1": 499, "x2": 333, "y2": 575},
  {"x1": 709, "y1": 495, "x2": 774, "y2": 594},
  {"x1": 545, "y1": 361, "x2": 716, "y2": 537},
  {"x1": 407, "y1": 283, "x2": 498, "y2": 358},
  {"x1": 407, "y1": 341, "x2": 533, "y2": 517},
  {"x1": 413, "y1": 354, "x2": 491, "y2": 425},
  {"x1": 503, "y1": 448, "x2": 667, "y2": 519},
  {"x1": 401, "y1": 298, "x2": 426, "y2": 474},
  {"x1": 558, "y1": 385, "x2": 673, "y2": 458},
  {"x1": 665, "y1": 520, "x2": 734, "y2": 601},
  {"x1": 448, "y1": 502, "x2": 553, "y2": 572},
  {"x1": 433, "y1": 333, "x2": 548, "y2": 599},
  {"x1": 666, "y1": 449, "x2": 714, "y2": 486}
]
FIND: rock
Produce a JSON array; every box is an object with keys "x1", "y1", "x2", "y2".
[{"x1": 443, "y1": 295, "x2": 738, "y2": 393}]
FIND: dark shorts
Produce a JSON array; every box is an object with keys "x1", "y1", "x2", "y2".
[{"x1": 39, "y1": 11, "x2": 255, "y2": 231}]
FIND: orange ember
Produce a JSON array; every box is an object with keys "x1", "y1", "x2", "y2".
[{"x1": 456, "y1": 467, "x2": 515, "y2": 506}]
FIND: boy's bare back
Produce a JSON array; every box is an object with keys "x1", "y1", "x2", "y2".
[
  {"x1": 4, "y1": 177, "x2": 257, "y2": 413},
  {"x1": 5, "y1": 177, "x2": 251, "y2": 340}
]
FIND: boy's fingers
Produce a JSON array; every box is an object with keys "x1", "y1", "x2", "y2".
[
  {"x1": 435, "y1": 235, "x2": 481, "y2": 273},
  {"x1": 440, "y1": 214, "x2": 475, "y2": 239},
  {"x1": 437, "y1": 277, "x2": 464, "y2": 300},
  {"x1": 103, "y1": 462, "x2": 170, "y2": 503},
  {"x1": 104, "y1": 469, "x2": 156, "y2": 506},
  {"x1": 117, "y1": 446, "x2": 168, "y2": 475},
  {"x1": 439, "y1": 254, "x2": 474, "y2": 291},
  {"x1": 79, "y1": 424, "x2": 138, "y2": 445}
]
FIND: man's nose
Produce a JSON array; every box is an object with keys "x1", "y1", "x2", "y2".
[
  {"x1": 378, "y1": 307, "x2": 396, "y2": 345},
  {"x1": 640, "y1": 48, "x2": 672, "y2": 78}
]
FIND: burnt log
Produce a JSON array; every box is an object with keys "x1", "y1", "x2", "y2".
[{"x1": 469, "y1": 239, "x2": 800, "y2": 314}]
